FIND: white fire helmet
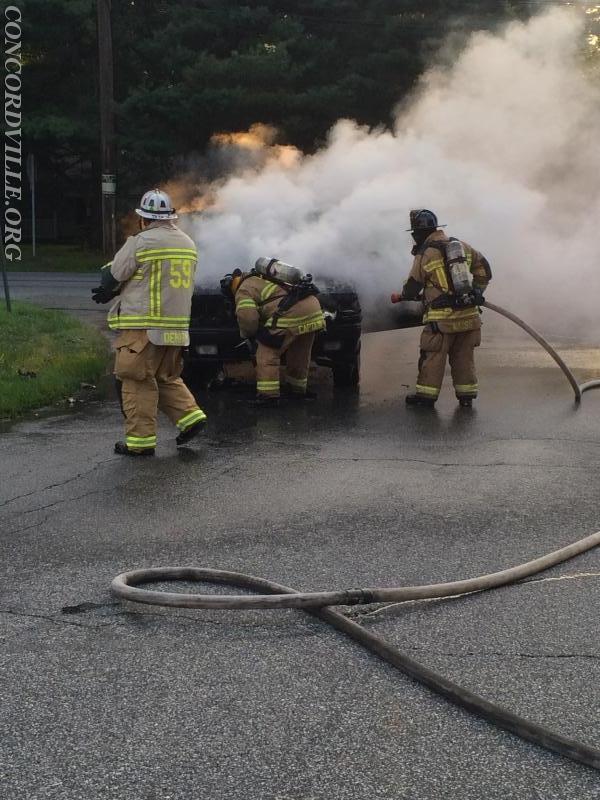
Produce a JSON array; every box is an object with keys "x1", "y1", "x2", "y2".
[{"x1": 135, "y1": 188, "x2": 178, "y2": 220}]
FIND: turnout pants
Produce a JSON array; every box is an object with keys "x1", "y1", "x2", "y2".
[
  {"x1": 416, "y1": 326, "x2": 481, "y2": 401},
  {"x1": 255, "y1": 331, "x2": 315, "y2": 398},
  {"x1": 114, "y1": 330, "x2": 206, "y2": 452}
]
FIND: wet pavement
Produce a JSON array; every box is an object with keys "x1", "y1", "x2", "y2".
[{"x1": 2, "y1": 278, "x2": 600, "y2": 798}]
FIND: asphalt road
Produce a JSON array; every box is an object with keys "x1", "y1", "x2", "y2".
[
  {"x1": 3, "y1": 271, "x2": 105, "y2": 326},
  {"x1": 2, "y1": 275, "x2": 600, "y2": 799}
]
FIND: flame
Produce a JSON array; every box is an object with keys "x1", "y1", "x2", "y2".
[
  {"x1": 211, "y1": 122, "x2": 278, "y2": 150},
  {"x1": 158, "y1": 123, "x2": 301, "y2": 215},
  {"x1": 116, "y1": 123, "x2": 300, "y2": 234},
  {"x1": 209, "y1": 123, "x2": 301, "y2": 170},
  {"x1": 160, "y1": 180, "x2": 217, "y2": 215}
]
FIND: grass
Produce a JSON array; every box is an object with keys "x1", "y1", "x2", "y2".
[
  {"x1": 0, "y1": 301, "x2": 110, "y2": 418},
  {"x1": 5, "y1": 243, "x2": 105, "y2": 272}
]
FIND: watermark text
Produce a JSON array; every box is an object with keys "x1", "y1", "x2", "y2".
[{"x1": 4, "y1": 5, "x2": 22, "y2": 262}]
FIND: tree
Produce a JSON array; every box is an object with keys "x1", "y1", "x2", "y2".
[
  {"x1": 2, "y1": 0, "x2": 100, "y2": 243},
  {"x1": 3, "y1": 0, "x2": 536, "y2": 243}
]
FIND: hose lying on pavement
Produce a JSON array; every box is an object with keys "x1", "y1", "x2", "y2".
[
  {"x1": 483, "y1": 301, "x2": 600, "y2": 403},
  {"x1": 112, "y1": 529, "x2": 600, "y2": 771}
]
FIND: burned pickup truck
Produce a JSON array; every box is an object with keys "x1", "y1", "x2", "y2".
[{"x1": 185, "y1": 276, "x2": 364, "y2": 387}]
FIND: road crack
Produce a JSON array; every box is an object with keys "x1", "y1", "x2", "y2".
[
  {"x1": 0, "y1": 606, "x2": 111, "y2": 630},
  {"x1": 4, "y1": 516, "x2": 51, "y2": 535},
  {"x1": 7, "y1": 487, "x2": 111, "y2": 519},
  {"x1": 0, "y1": 457, "x2": 118, "y2": 508},
  {"x1": 1, "y1": 471, "x2": 148, "y2": 529},
  {"x1": 312, "y1": 457, "x2": 600, "y2": 469}
]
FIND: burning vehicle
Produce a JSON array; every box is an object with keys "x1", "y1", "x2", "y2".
[
  {"x1": 184, "y1": 270, "x2": 424, "y2": 389},
  {"x1": 185, "y1": 275, "x2": 363, "y2": 387}
]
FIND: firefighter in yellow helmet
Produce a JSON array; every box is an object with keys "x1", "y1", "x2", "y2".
[
  {"x1": 222, "y1": 258, "x2": 326, "y2": 406},
  {"x1": 391, "y1": 209, "x2": 492, "y2": 408},
  {"x1": 91, "y1": 189, "x2": 207, "y2": 456}
]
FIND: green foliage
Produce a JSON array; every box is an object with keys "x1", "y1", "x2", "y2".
[
  {"x1": 5, "y1": 244, "x2": 104, "y2": 273},
  {"x1": 112, "y1": 0, "x2": 529, "y2": 180},
  {"x1": 7, "y1": 0, "x2": 98, "y2": 181},
  {"x1": 0, "y1": 303, "x2": 110, "y2": 418},
  {"x1": 5, "y1": 0, "x2": 536, "y2": 220}
]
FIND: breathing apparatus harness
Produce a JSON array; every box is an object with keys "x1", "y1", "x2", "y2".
[
  {"x1": 261, "y1": 274, "x2": 319, "y2": 330},
  {"x1": 251, "y1": 257, "x2": 320, "y2": 328},
  {"x1": 223, "y1": 261, "x2": 320, "y2": 350},
  {"x1": 423, "y1": 238, "x2": 484, "y2": 310},
  {"x1": 255, "y1": 270, "x2": 320, "y2": 349}
]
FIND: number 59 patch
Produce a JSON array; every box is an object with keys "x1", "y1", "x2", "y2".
[{"x1": 169, "y1": 259, "x2": 193, "y2": 289}]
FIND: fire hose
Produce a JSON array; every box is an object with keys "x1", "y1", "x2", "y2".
[
  {"x1": 482, "y1": 301, "x2": 600, "y2": 402},
  {"x1": 387, "y1": 297, "x2": 600, "y2": 401},
  {"x1": 112, "y1": 529, "x2": 600, "y2": 772},
  {"x1": 112, "y1": 300, "x2": 600, "y2": 771}
]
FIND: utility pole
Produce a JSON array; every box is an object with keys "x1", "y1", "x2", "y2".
[{"x1": 97, "y1": 0, "x2": 116, "y2": 256}]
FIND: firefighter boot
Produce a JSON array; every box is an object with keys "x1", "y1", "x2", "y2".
[
  {"x1": 405, "y1": 394, "x2": 436, "y2": 408},
  {"x1": 458, "y1": 397, "x2": 473, "y2": 408},
  {"x1": 114, "y1": 441, "x2": 155, "y2": 457},
  {"x1": 281, "y1": 384, "x2": 318, "y2": 401},
  {"x1": 176, "y1": 419, "x2": 207, "y2": 446}
]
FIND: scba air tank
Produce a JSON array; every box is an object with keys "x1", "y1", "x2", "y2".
[
  {"x1": 446, "y1": 239, "x2": 472, "y2": 301},
  {"x1": 255, "y1": 257, "x2": 305, "y2": 286}
]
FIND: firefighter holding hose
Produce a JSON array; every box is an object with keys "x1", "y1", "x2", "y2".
[
  {"x1": 392, "y1": 210, "x2": 492, "y2": 408},
  {"x1": 91, "y1": 189, "x2": 207, "y2": 456},
  {"x1": 221, "y1": 258, "x2": 325, "y2": 407}
]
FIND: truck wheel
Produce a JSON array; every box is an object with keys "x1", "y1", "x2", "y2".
[{"x1": 332, "y1": 355, "x2": 360, "y2": 388}]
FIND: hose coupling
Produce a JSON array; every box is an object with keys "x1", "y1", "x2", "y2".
[{"x1": 344, "y1": 588, "x2": 376, "y2": 605}]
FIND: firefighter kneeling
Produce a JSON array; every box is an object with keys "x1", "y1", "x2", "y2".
[
  {"x1": 392, "y1": 209, "x2": 492, "y2": 408},
  {"x1": 222, "y1": 258, "x2": 326, "y2": 407}
]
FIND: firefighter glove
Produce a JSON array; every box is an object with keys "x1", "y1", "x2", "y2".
[
  {"x1": 235, "y1": 338, "x2": 258, "y2": 357},
  {"x1": 470, "y1": 286, "x2": 485, "y2": 305},
  {"x1": 91, "y1": 286, "x2": 119, "y2": 304}
]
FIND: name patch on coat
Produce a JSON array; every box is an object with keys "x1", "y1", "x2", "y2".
[
  {"x1": 297, "y1": 320, "x2": 325, "y2": 335},
  {"x1": 147, "y1": 329, "x2": 190, "y2": 347}
]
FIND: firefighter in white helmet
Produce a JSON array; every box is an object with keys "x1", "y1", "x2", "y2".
[{"x1": 92, "y1": 189, "x2": 207, "y2": 456}]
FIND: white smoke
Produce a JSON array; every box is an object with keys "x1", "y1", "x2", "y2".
[{"x1": 186, "y1": 7, "x2": 600, "y2": 334}]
